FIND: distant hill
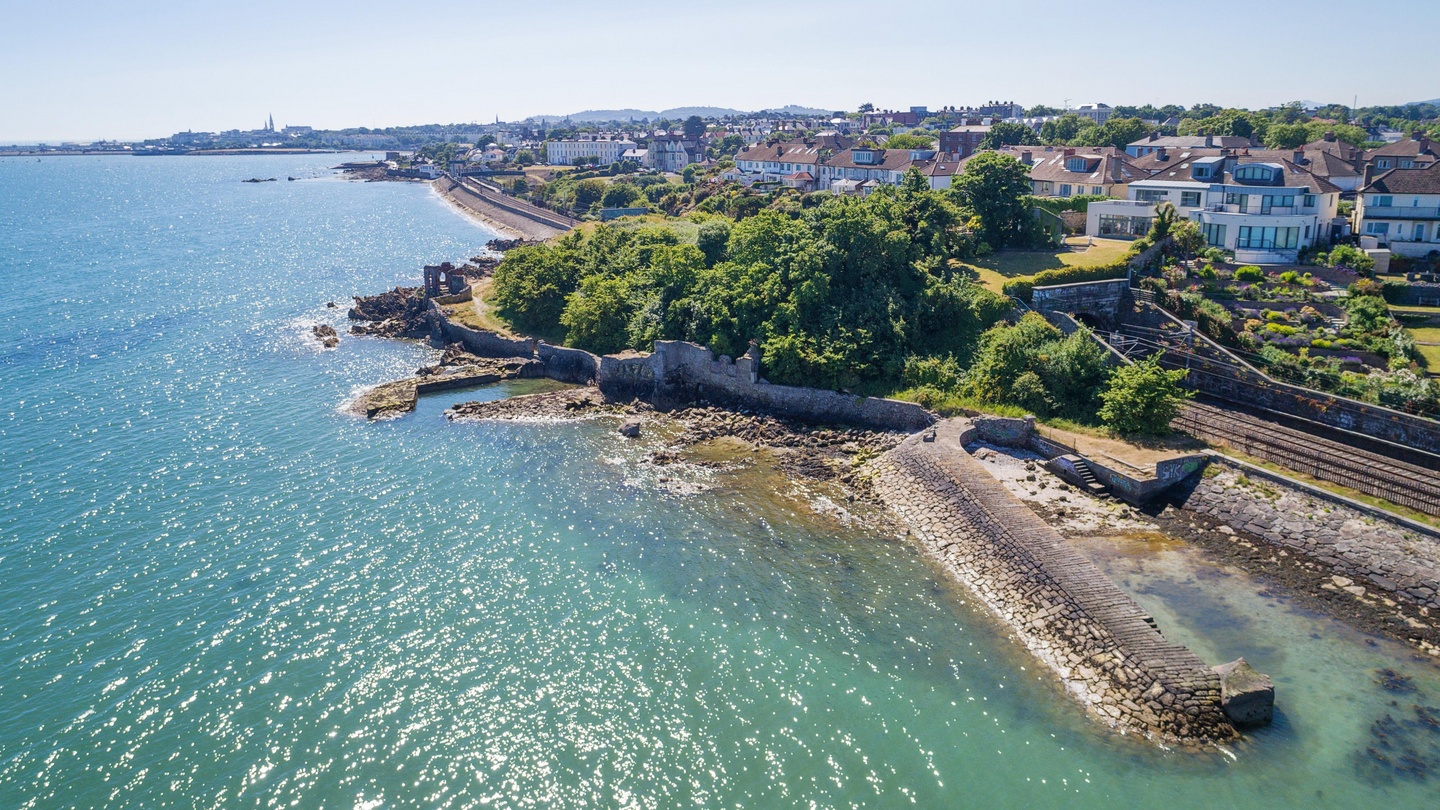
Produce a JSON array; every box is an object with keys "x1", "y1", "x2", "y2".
[
  {"x1": 525, "y1": 104, "x2": 832, "y2": 124},
  {"x1": 1407, "y1": 98, "x2": 1440, "y2": 106}
]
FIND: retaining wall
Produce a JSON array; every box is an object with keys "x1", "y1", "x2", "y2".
[
  {"x1": 871, "y1": 419, "x2": 1235, "y2": 743},
  {"x1": 1129, "y1": 302, "x2": 1440, "y2": 455},
  {"x1": 1176, "y1": 455, "x2": 1440, "y2": 611}
]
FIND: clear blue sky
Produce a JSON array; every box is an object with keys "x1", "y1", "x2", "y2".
[{"x1": 2, "y1": 0, "x2": 1435, "y2": 142}]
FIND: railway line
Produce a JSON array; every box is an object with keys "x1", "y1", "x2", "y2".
[{"x1": 1174, "y1": 401, "x2": 1440, "y2": 517}]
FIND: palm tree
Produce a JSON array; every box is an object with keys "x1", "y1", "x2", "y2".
[{"x1": 1150, "y1": 202, "x2": 1179, "y2": 243}]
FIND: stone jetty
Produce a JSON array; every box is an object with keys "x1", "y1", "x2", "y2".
[{"x1": 870, "y1": 418, "x2": 1238, "y2": 743}]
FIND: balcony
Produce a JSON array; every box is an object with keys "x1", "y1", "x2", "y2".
[{"x1": 1362, "y1": 205, "x2": 1440, "y2": 220}]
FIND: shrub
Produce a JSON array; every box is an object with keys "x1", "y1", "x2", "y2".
[
  {"x1": 1098, "y1": 353, "x2": 1193, "y2": 435},
  {"x1": 1234, "y1": 265, "x2": 1265, "y2": 283}
]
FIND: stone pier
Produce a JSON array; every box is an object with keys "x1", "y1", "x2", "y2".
[{"x1": 870, "y1": 419, "x2": 1236, "y2": 743}]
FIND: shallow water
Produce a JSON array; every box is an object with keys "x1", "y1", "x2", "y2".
[{"x1": 1, "y1": 154, "x2": 1437, "y2": 808}]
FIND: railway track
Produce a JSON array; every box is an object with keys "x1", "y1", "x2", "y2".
[{"x1": 1173, "y1": 401, "x2": 1440, "y2": 517}]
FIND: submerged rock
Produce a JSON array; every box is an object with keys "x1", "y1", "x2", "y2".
[
  {"x1": 618, "y1": 421, "x2": 641, "y2": 438},
  {"x1": 1213, "y1": 658, "x2": 1275, "y2": 726}
]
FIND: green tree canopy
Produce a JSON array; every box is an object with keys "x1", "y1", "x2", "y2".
[
  {"x1": 977, "y1": 122, "x2": 1040, "y2": 150},
  {"x1": 1098, "y1": 354, "x2": 1193, "y2": 435},
  {"x1": 951, "y1": 152, "x2": 1034, "y2": 249}
]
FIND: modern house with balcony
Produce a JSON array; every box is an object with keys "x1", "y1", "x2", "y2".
[
  {"x1": 1086, "y1": 156, "x2": 1340, "y2": 263},
  {"x1": 1356, "y1": 161, "x2": 1440, "y2": 257}
]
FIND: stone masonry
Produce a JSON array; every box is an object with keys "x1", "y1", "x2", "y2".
[
  {"x1": 1179, "y1": 462, "x2": 1440, "y2": 611},
  {"x1": 870, "y1": 419, "x2": 1236, "y2": 743}
]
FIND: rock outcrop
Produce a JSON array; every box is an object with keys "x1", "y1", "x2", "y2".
[
  {"x1": 312, "y1": 324, "x2": 339, "y2": 348},
  {"x1": 348, "y1": 287, "x2": 430, "y2": 339},
  {"x1": 1212, "y1": 658, "x2": 1275, "y2": 726}
]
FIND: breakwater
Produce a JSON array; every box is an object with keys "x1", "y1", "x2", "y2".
[{"x1": 870, "y1": 419, "x2": 1238, "y2": 743}]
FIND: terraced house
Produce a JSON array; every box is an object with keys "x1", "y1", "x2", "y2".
[
  {"x1": 1356, "y1": 161, "x2": 1440, "y2": 257},
  {"x1": 1086, "y1": 155, "x2": 1341, "y2": 263}
]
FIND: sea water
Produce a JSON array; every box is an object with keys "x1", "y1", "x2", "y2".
[{"x1": 1, "y1": 154, "x2": 1437, "y2": 808}]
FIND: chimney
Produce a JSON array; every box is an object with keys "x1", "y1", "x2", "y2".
[
  {"x1": 1205, "y1": 134, "x2": 1214, "y2": 148},
  {"x1": 1293, "y1": 149, "x2": 1305, "y2": 164},
  {"x1": 1063, "y1": 148, "x2": 1076, "y2": 157},
  {"x1": 1149, "y1": 131, "x2": 1160, "y2": 142},
  {"x1": 1323, "y1": 131, "x2": 1336, "y2": 142},
  {"x1": 1363, "y1": 163, "x2": 1375, "y2": 187},
  {"x1": 1020, "y1": 150, "x2": 1033, "y2": 165},
  {"x1": 1157, "y1": 147, "x2": 1169, "y2": 161},
  {"x1": 1249, "y1": 132, "x2": 1260, "y2": 147}
]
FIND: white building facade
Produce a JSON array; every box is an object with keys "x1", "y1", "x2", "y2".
[{"x1": 544, "y1": 137, "x2": 637, "y2": 166}]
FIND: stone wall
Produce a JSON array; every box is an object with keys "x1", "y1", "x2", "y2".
[
  {"x1": 537, "y1": 342, "x2": 599, "y2": 384},
  {"x1": 1176, "y1": 455, "x2": 1440, "y2": 611},
  {"x1": 1032, "y1": 279, "x2": 1132, "y2": 326},
  {"x1": 636, "y1": 341, "x2": 935, "y2": 431},
  {"x1": 870, "y1": 420, "x2": 1235, "y2": 743},
  {"x1": 1129, "y1": 302, "x2": 1440, "y2": 456}
]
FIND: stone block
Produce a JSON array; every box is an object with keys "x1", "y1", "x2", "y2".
[{"x1": 1212, "y1": 658, "x2": 1274, "y2": 726}]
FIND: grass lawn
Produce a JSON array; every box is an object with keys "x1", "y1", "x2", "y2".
[
  {"x1": 1391, "y1": 304, "x2": 1440, "y2": 316},
  {"x1": 1415, "y1": 342, "x2": 1440, "y2": 375},
  {"x1": 964, "y1": 237, "x2": 1132, "y2": 293}
]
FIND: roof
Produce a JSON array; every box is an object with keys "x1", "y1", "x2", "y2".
[
  {"x1": 1366, "y1": 136, "x2": 1437, "y2": 160},
  {"x1": 912, "y1": 152, "x2": 962, "y2": 176},
  {"x1": 1128, "y1": 134, "x2": 1252, "y2": 150},
  {"x1": 785, "y1": 171, "x2": 815, "y2": 181},
  {"x1": 1364, "y1": 161, "x2": 1440, "y2": 195},
  {"x1": 946, "y1": 125, "x2": 993, "y2": 133},
  {"x1": 1024, "y1": 147, "x2": 1142, "y2": 186},
  {"x1": 824, "y1": 147, "x2": 916, "y2": 172},
  {"x1": 1129, "y1": 155, "x2": 1340, "y2": 194},
  {"x1": 1302, "y1": 135, "x2": 1363, "y2": 163},
  {"x1": 735, "y1": 140, "x2": 829, "y2": 166}
]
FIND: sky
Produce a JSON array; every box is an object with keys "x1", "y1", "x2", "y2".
[{"x1": 2, "y1": 0, "x2": 1437, "y2": 143}]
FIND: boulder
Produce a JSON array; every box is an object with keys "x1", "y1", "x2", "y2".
[
  {"x1": 618, "y1": 421, "x2": 641, "y2": 438},
  {"x1": 1212, "y1": 658, "x2": 1274, "y2": 726}
]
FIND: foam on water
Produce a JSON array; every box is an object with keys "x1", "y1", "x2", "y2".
[{"x1": 1, "y1": 155, "x2": 1438, "y2": 809}]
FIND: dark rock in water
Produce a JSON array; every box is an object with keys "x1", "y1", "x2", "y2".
[
  {"x1": 326, "y1": 301, "x2": 337, "y2": 308},
  {"x1": 312, "y1": 323, "x2": 339, "y2": 348},
  {"x1": 618, "y1": 421, "x2": 641, "y2": 438},
  {"x1": 242, "y1": 177, "x2": 277, "y2": 183},
  {"x1": 1213, "y1": 658, "x2": 1274, "y2": 726},
  {"x1": 348, "y1": 286, "x2": 430, "y2": 339},
  {"x1": 1378, "y1": 668, "x2": 1417, "y2": 693}
]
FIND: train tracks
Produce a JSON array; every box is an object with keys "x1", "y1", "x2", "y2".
[{"x1": 1173, "y1": 401, "x2": 1440, "y2": 517}]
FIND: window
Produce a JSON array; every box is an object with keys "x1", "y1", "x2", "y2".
[
  {"x1": 1225, "y1": 192, "x2": 1249, "y2": 213},
  {"x1": 1098, "y1": 214, "x2": 1152, "y2": 238},
  {"x1": 1377, "y1": 159, "x2": 1392, "y2": 169},
  {"x1": 1373, "y1": 195, "x2": 1393, "y2": 207},
  {"x1": 1416, "y1": 223, "x2": 1427, "y2": 241},
  {"x1": 1401, "y1": 160, "x2": 1415, "y2": 169},
  {"x1": 1303, "y1": 195, "x2": 1316, "y2": 208},
  {"x1": 1260, "y1": 194, "x2": 1295, "y2": 214},
  {"x1": 1236, "y1": 226, "x2": 1299, "y2": 250},
  {"x1": 1234, "y1": 165, "x2": 1279, "y2": 183},
  {"x1": 1135, "y1": 189, "x2": 1168, "y2": 202},
  {"x1": 1181, "y1": 191, "x2": 1201, "y2": 207},
  {"x1": 1093, "y1": 186, "x2": 1104, "y2": 195},
  {"x1": 1365, "y1": 222, "x2": 1390, "y2": 235},
  {"x1": 1065, "y1": 157, "x2": 1088, "y2": 172},
  {"x1": 1202, "y1": 222, "x2": 1227, "y2": 247},
  {"x1": 1059, "y1": 184, "x2": 1072, "y2": 197}
]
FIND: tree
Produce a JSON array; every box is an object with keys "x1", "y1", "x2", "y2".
[
  {"x1": 601, "y1": 183, "x2": 644, "y2": 209},
  {"x1": 573, "y1": 179, "x2": 606, "y2": 210},
  {"x1": 1264, "y1": 122, "x2": 1311, "y2": 149},
  {"x1": 1039, "y1": 114, "x2": 1086, "y2": 144},
  {"x1": 1098, "y1": 353, "x2": 1193, "y2": 435},
  {"x1": 514, "y1": 149, "x2": 536, "y2": 166},
  {"x1": 1025, "y1": 105, "x2": 1062, "y2": 117},
  {"x1": 977, "y1": 122, "x2": 1040, "y2": 150},
  {"x1": 696, "y1": 218, "x2": 731, "y2": 267},
  {"x1": 951, "y1": 152, "x2": 1034, "y2": 249},
  {"x1": 683, "y1": 115, "x2": 706, "y2": 141},
  {"x1": 1069, "y1": 117, "x2": 1152, "y2": 149},
  {"x1": 884, "y1": 132, "x2": 937, "y2": 150},
  {"x1": 1169, "y1": 218, "x2": 1207, "y2": 260},
  {"x1": 858, "y1": 102, "x2": 875, "y2": 113},
  {"x1": 1149, "y1": 202, "x2": 1180, "y2": 243}
]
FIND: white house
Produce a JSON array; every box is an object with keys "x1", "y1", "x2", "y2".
[
  {"x1": 1356, "y1": 161, "x2": 1440, "y2": 257},
  {"x1": 544, "y1": 136, "x2": 637, "y2": 166},
  {"x1": 1087, "y1": 156, "x2": 1340, "y2": 263}
]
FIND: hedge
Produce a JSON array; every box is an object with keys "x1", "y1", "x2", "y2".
[{"x1": 1002, "y1": 259, "x2": 1132, "y2": 302}]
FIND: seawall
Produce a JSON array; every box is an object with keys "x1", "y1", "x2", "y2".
[
  {"x1": 432, "y1": 176, "x2": 572, "y2": 241},
  {"x1": 426, "y1": 303, "x2": 932, "y2": 431},
  {"x1": 870, "y1": 419, "x2": 1236, "y2": 743}
]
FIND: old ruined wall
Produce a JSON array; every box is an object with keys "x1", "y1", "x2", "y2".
[
  {"x1": 870, "y1": 420, "x2": 1234, "y2": 743},
  {"x1": 537, "y1": 342, "x2": 598, "y2": 384},
  {"x1": 1177, "y1": 457, "x2": 1440, "y2": 611},
  {"x1": 596, "y1": 341, "x2": 936, "y2": 432}
]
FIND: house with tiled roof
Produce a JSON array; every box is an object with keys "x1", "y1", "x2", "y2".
[
  {"x1": 1126, "y1": 132, "x2": 1254, "y2": 157},
  {"x1": 816, "y1": 144, "x2": 930, "y2": 193},
  {"x1": 1356, "y1": 161, "x2": 1440, "y2": 257},
  {"x1": 1021, "y1": 147, "x2": 1144, "y2": 198},
  {"x1": 1087, "y1": 155, "x2": 1341, "y2": 263},
  {"x1": 1364, "y1": 133, "x2": 1438, "y2": 174}
]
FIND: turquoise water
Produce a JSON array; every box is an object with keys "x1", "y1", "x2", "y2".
[{"x1": 1, "y1": 155, "x2": 1438, "y2": 809}]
